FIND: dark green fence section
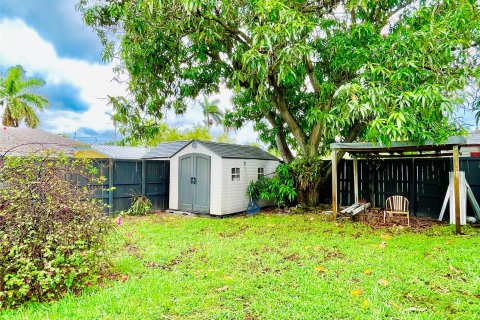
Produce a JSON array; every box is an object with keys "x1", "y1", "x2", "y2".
[
  {"x1": 324, "y1": 157, "x2": 480, "y2": 218},
  {"x1": 89, "y1": 159, "x2": 169, "y2": 214}
]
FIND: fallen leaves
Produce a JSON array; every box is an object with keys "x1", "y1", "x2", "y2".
[
  {"x1": 379, "y1": 242, "x2": 386, "y2": 249},
  {"x1": 448, "y1": 265, "x2": 462, "y2": 274},
  {"x1": 215, "y1": 285, "x2": 229, "y2": 292},
  {"x1": 350, "y1": 289, "x2": 363, "y2": 296},
  {"x1": 363, "y1": 269, "x2": 372, "y2": 275},
  {"x1": 404, "y1": 307, "x2": 427, "y2": 312},
  {"x1": 380, "y1": 234, "x2": 392, "y2": 240},
  {"x1": 378, "y1": 279, "x2": 389, "y2": 286},
  {"x1": 120, "y1": 275, "x2": 128, "y2": 282},
  {"x1": 314, "y1": 266, "x2": 329, "y2": 273}
]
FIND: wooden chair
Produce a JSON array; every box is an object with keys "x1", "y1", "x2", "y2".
[{"x1": 384, "y1": 196, "x2": 410, "y2": 226}]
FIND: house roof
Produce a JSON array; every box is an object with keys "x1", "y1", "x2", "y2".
[
  {"x1": 143, "y1": 140, "x2": 279, "y2": 161},
  {"x1": 0, "y1": 126, "x2": 81, "y2": 156},
  {"x1": 91, "y1": 145, "x2": 151, "y2": 160},
  {"x1": 467, "y1": 130, "x2": 480, "y2": 144}
]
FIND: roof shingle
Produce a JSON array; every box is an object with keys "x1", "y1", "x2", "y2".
[
  {"x1": 0, "y1": 127, "x2": 81, "y2": 156},
  {"x1": 143, "y1": 140, "x2": 279, "y2": 161}
]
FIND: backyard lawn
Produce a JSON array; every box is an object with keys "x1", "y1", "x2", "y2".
[{"x1": 2, "y1": 212, "x2": 480, "y2": 319}]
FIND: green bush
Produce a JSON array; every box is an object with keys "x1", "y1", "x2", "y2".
[
  {"x1": 127, "y1": 195, "x2": 152, "y2": 216},
  {"x1": 252, "y1": 163, "x2": 297, "y2": 207},
  {"x1": 0, "y1": 153, "x2": 112, "y2": 309}
]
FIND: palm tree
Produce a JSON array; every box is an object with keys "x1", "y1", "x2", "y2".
[
  {"x1": 198, "y1": 96, "x2": 223, "y2": 128},
  {"x1": 0, "y1": 65, "x2": 48, "y2": 128}
]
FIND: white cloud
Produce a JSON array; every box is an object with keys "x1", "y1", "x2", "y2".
[
  {"x1": 0, "y1": 18, "x2": 261, "y2": 144},
  {"x1": 0, "y1": 18, "x2": 123, "y2": 133}
]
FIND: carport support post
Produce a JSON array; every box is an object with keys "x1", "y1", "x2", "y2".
[
  {"x1": 353, "y1": 157, "x2": 359, "y2": 204},
  {"x1": 332, "y1": 149, "x2": 338, "y2": 219},
  {"x1": 453, "y1": 145, "x2": 461, "y2": 234},
  {"x1": 108, "y1": 159, "x2": 114, "y2": 215}
]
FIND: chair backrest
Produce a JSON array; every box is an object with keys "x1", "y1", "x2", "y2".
[{"x1": 385, "y1": 196, "x2": 409, "y2": 213}]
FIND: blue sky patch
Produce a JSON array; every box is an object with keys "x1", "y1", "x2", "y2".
[
  {"x1": 39, "y1": 82, "x2": 89, "y2": 112},
  {"x1": 0, "y1": 0, "x2": 103, "y2": 63}
]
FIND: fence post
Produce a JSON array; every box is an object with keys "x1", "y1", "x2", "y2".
[
  {"x1": 453, "y1": 145, "x2": 461, "y2": 234},
  {"x1": 108, "y1": 159, "x2": 114, "y2": 215},
  {"x1": 332, "y1": 150, "x2": 338, "y2": 219},
  {"x1": 409, "y1": 158, "x2": 415, "y2": 215},
  {"x1": 141, "y1": 160, "x2": 146, "y2": 196},
  {"x1": 353, "y1": 158, "x2": 359, "y2": 204}
]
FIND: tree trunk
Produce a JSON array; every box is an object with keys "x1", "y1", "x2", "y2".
[{"x1": 297, "y1": 183, "x2": 320, "y2": 208}]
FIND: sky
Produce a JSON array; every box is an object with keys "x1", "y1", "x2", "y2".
[
  {"x1": 0, "y1": 0, "x2": 255, "y2": 144},
  {"x1": 0, "y1": 1, "x2": 477, "y2": 146}
]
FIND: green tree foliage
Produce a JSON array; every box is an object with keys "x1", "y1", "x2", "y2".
[
  {"x1": 78, "y1": 0, "x2": 479, "y2": 205},
  {"x1": 0, "y1": 66, "x2": 48, "y2": 128},
  {"x1": 0, "y1": 153, "x2": 111, "y2": 308},
  {"x1": 108, "y1": 96, "x2": 212, "y2": 146},
  {"x1": 120, "y1": 121, "x2": 212, "y2": 146}
]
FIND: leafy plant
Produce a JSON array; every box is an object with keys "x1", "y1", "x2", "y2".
[
  {"x1": 247, "y1": 180, "x2": 260, "y2": 202},
  {"x1": 251, "y1": 163, "x2": 297, "y2": 208},
  {"x1": 0, "y1": 152, "x2": 112, "y2": 309},
  {"x1": 127, "y1": 195, "x2": 152, "y2": 216}
]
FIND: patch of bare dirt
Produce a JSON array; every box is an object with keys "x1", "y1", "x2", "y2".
[{"x1": 350, "y1": 209, "x2": 446, "y2": 232}]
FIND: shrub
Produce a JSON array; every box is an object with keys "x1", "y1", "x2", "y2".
[
  {"x1": 126, "y1": 195, "x2": 152, "y2": 216},
  {"x1": 0, "y1": 153, "x2": 112, "y2": 309},
  {"x1": 252, "y1": 163, "x2": 297, "y2": 207}
]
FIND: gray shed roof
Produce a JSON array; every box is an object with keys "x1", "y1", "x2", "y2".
[
  {"x1": 0, "y1": 127, "x2": 81, "y2": 156},
  {"x1": 91, "y1": 145, "x2": 151, "y2": 160},
  {"x1": 143, "y1": 140, "x2": 279, "y2": 161}
]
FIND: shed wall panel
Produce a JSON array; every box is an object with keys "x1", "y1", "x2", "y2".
[{"x1": 221, "y1": 159, "x2": 279, "y2": 215}]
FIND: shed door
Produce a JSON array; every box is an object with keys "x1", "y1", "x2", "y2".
[{"x1": 178, "y1": 154, "x2": 210, "y2": 213}]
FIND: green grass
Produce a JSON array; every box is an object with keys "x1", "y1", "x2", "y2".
[{"x1": 2, "y1": 213, "x2": 480, "y2": 319}]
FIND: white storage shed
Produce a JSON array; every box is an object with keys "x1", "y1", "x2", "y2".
[{"x1": 143, "y1": 140, "x2": 280, "y2": 215}]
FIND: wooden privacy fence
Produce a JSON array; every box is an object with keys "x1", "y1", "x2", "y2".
[
  {"x1": 86, "y1": 159, "x2": 169, "y2": 214},
  {"x1": 320, "y1": 157, "x2": 480, "y2": 218}
]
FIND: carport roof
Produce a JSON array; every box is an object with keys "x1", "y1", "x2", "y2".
[
  {"x1": 143, "y1": 140, "x2": 279, "y2": 161},
  {"x1": 330, "y1": 136, "x2": 468, "y2": 156},
  {"x1": 91, "y1": 145, "x2": 151, "y2": 160}
]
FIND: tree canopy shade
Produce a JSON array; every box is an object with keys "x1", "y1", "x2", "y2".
[
  {"x1": 78, "y1": 0, "x2": 479, "y2": 205},
  {"x1": 0, "y1": 66, "x2": 48, "y2": 128}
]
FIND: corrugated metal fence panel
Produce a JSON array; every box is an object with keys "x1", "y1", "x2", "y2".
[{"x1": 324, "y1": 157, "x2": 480, "y2": 218}]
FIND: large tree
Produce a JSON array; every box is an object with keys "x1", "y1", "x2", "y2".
[
  {"x1": 78, "y1": 0, "x2": 479, "y2": 205},
  {"x1": 0, "y1": 65, "x2": 48, "y2": 128}
]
